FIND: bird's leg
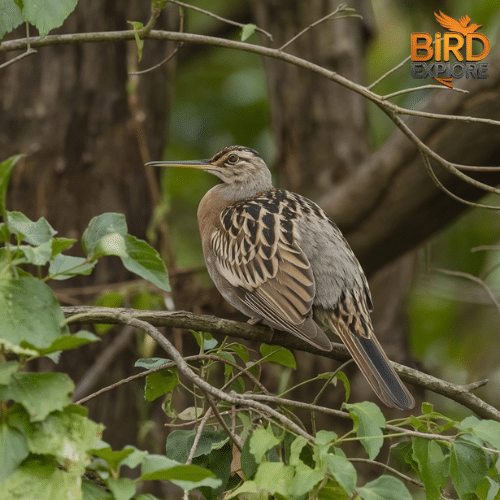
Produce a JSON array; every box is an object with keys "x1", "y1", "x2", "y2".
[{"x1": 247, "y1": 316, "x2": 262, "y2": 325}]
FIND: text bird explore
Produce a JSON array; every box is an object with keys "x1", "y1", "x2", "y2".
[{"x1": 147, "y1": 146, "x2": 414, "y2": 410}]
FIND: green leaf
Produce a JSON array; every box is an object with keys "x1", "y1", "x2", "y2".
[
  {"x1": 357, "y1": 475, "x2": 412, "y2": 500},
  {"x1": 48, "y1": 253, "x2": 96, "y2": 280},
  {"x1": 16, "y1": 0, "x2": 78, "y2": 37},
  {"x1": 240, "y1": 434, "x2": 258, "y2": 479},
  {"x1": 128, "y1": 21, "x2": 144, "y2": 62},
  {"x1": 343, "y1": 402, "x2": 385, "y2": 460},
  {"x1": 241, "y1": 23, "x2": 256, "y2": 41},
  {"x1": 91, "y1": 445, "x2": 136, "y2": 472},
  {"x1": 9, "y1": 405, "x2": 103, "y2": 475},
  {"x1": 411, "y1": 437, "x2": 447, "y2": 500},
  {"x1": 50, "y1": 237, "x2": 77, "y2": 257},
  {"x1": 260, "y1": 344, "x2": 296, "y2": 369},
  {"x1": 82, "y1": 478, "x2": 114, "y2": 500},
  {"x1": 82, "y1": 213, "x2": 128, "y2": 256},
  {"x1": 7, "y1": 211, "x2": 56, "y2": 245},
  {"x1": 249, "y1": 426, "x2": 282, "y2": 463},
  {"x1": 191, "y1": 330, "x2": 218, "y2": 351},
  {"x1": 1, "y1": 456, "x2": 82, "y2": 500},
  {"x1": 288, "y1": 436, "x2": 308, "y2": 467},
  {"x1": 450, "y1": 440, "x2": 488, "y2": 500},
  {"x1": 326, "y1": 454, "x2": 357, "y2": 495},
  {"x1": 177, "y1": 406, "x2": 204, "y2": 421},
  {"x1": 135, "y1": 357, "x2": 170, "y2": 370},
  {"x1": 19, "y1": 241, "x2": 53, "y2": 265},
  {"x1": 93, "y1": 232, "x2": 128, "y2": 259},
  {"x1": 0, "y1": 276, "x2": 71, "y2": 350},
  {"x1": 141, "y1": 463, "x2": 218, "y2": 483},
  {"x1": 0, "y1": 372, "x2": 73, "y2": 421},
  {"x1": 104, "y1": 477, "x2": 136, "y2": 500},
  {"x1": 0, "y1": 422, "x2": 29, "y2": 482},
  {"x1": 458, "y1": 417, "x2": 500, "y2": 450},
  {"x1": 0, "y1": 360, "x2": 19, "y2": 384},
  {"x1": 121, "y1": 234, "x2": 170, "y2": 291},
  {"x1": 144, "y1": 367, "x2": 179, "y2": 401},
  {"x1": 30, "y1": 330, "x2": 100, "y2": 356},
  {"x1": 227, "y1": 342, "x2": 249, "y2": 363},
  {"x1": 318, "y1": 478, "x2": 350, "y2": 500},
  {"x1": 0, "y1": 155, "x2": 22, "y2": 220},
  {"x1": 253, "y1": 461, "x2": 294, "y2": 497},
  {"x1": 196, "y1": 441, "x2": 233, "y2": 499},
  {"x1": 140, "y1": 454, "x2": 221, "y2": 490},
  {"x1": 0, "y1": 1, "x2": 24, "y2": 39},
  {"x1": 165, "y1": 429, "x2": 228, "y2": 464},
  {"x1": 334, "y1": 371, "x2": 350, "y2": 402}
]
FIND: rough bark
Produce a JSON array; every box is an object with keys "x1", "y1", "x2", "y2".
[{"x1": 0, "y1": 1, "x2": 178, "y2": 449}]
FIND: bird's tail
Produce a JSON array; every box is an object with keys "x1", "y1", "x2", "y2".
[{"x1": 316, "y1": 294, "x2": 415, "y2": 410}]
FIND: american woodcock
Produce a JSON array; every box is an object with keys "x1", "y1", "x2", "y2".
[{"x1": 147, "y1": 146, "x2": 415, "y2": 410}]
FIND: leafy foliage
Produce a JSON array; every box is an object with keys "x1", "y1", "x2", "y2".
[{"x1": 1, "y1": 0, "x2": 78, "y2": 38}]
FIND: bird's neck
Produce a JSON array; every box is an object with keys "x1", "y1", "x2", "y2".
[
  {"x1": 209, "y1": 180, "x2": 273, "y2": 203},
  {"x1": 197, "y1": 182, "x2": 274, "y2": 251}
]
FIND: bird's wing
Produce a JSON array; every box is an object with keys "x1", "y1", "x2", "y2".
[
  {"x1": 459, "y1": 15, "x2": 470, "y2": 28},
  {"x1": 434, "y1": 11, "x2": 461, "y2": 31},
  {"x1": 212, "y1": 194, "x2": 332, "y2": 351}
]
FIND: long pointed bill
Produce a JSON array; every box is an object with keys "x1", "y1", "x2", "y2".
[{"x1": 145, "y1": 159, "x2": 214, "y2": 169}]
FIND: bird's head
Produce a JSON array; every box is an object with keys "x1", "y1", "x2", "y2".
[{"x1": 147, "y1": 146, "x2": 273, "y2": 196}]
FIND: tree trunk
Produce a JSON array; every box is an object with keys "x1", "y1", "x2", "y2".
[{"x1": 0, "y1": 0, "x2": 178, "y2": 450}]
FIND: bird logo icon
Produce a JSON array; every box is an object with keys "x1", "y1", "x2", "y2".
[
  {"x1": 411, "y1": 11, "x2": 489, "y2": 88},
  {"x1": 434, "y1": 11, "x2": 482, "y2": 36}
]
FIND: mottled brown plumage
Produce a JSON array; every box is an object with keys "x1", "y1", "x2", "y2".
[{"x1": 147, "y1": 146, "x2": 415, "y2": 410}]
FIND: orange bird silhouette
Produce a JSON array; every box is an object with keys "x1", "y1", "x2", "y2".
[{"x1": 434, "y1": 11, "x2": 482, "y2": 36}]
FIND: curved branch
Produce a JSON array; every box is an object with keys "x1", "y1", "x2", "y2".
[
  {"x1": 2, "y1": 28, "x2": 500, "y2": 275},
  {"x1": 62, "y1": 305, "x2": 500, "y2": 421}
]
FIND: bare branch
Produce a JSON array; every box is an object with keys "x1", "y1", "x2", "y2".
[
  {"x1": 170, "y1": 0, "x2": 273, "y2": 41},
  {"x1": 434, "y1": 267, "x2": 500, "y2": 316},
  {"x1": 62, "y1": 305, "x2": 500, "y2": 421},
  {"x1": 279, "y1": 4, "x2": 360, "y2": 51}
]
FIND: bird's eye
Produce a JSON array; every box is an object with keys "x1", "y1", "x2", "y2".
[{"x1": 226, "y1": 154, "x2": 239, "y2": 164}]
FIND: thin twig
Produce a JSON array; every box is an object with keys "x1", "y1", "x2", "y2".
[
  {"x1": 368, "y1": 55, "x2": 412, "y2": 90},
  {"x1": 349, "y1": 458, "x2": 424, "y2": 488},
  {"x1": 1, "y1": 28, "x2": 498, "y2": 202},
  {"x1": 471, "y1": 245, "x2": 500, "y2": 252},
  {"x1": 186, "y1": 406, "x2": 212, "y2": 465},
  {"x1": 112, "y1": 311, "x2": 316, "y2": 441},
  {"x1": 206, "y1": 393, "x2": 243, "y2": 450},
  {"x1": 141, "y1": 7, "x2": 162, "y2": 37},
  {"x1": 61, "y1": 305, "x2": 500, "y2": 421},
  {"x1": 0, "y1": 22, "x2": 37, "y2": 70},
  {"x1": 382, "y1": 84, "x2": 468, "y2": 100},
  {"x1": 170, "y1": 0, "x2": 273, "y2": 41},
  {"x1": 130, "y1": 6, "x2": 185, "y2": 76},
  {"x1": 73, "y1": 325, "x2": 135, "y2": 401},
  {"x1": 419, "y1": 151, "x2": 500, "y2": 210},
  {"x1": 279, "y1": 4, "x2": 360, "y2": 51},
  {"x1": 434, "y1": 267, "x2": 500, "y2": 316}
]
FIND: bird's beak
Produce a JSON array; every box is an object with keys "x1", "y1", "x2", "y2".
[{"x1": 146, "y1": 159, "x2": 216, "y2": 170}]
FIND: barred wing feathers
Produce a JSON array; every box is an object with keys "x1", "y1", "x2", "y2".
[{"x1": 211, "y1": 191, "x2": 332, "y2": 351}]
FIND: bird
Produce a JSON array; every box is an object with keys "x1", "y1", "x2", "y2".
[
  {"x1": 147, "y1": 146, "x2": 415, "y2": 410},
  {"x1": 434, "y1": 11, "x2": 482, "y2": 36}
]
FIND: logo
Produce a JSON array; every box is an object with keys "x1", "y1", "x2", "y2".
[{"x1": 411, "y1": 11, "x2": 490, "y2": 87}]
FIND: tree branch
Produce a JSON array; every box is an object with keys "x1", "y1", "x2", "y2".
[
  {"x1": 2, "y1": 28, "x2": 500, "y2": 274},
  {"x1": 62, "y1": 306, "x2": 500, "y2": 421}
]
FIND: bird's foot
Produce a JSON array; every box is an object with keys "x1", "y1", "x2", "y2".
[{"x1": 247, "y1": 317, "x2": 262, "y2": 325}]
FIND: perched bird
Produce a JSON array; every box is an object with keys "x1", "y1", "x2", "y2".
[
  {"x1": 434, "y1": 11, "x2": 482, "y2": 36},
  {"x1": 147, "y1": 146, "x2": 415, "y2": 410}
]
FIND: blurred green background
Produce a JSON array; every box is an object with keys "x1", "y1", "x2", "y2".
[{"x1": 157, "y1": 0, "x2": 500, "y2": 416}]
